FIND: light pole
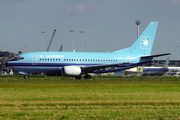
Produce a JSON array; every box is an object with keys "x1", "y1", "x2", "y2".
[
  {"x1": 103, "y1": 46, "x2": 105, "y2": 52},
  {"x1": 176, "y1": 46, "x2": 178, "y2": 60},
  {"x1": 23, "y1": 46, "x2": 26, "y2": 53},
  {"x1": 157, "y1": 45, "x2": 159, "y2": 53},
  {"x1": 42, "y1": 31, "x2": 45, "y2": 51},
  {"x1": 84, "y1": 46, "x2": 86, "y2": 52},
  {"x1": 135, "y1": 20, "x2": 141, "y2": 38},
  {"x1": 157, "y1": 45, "x2": 159, "y2": 65},
  {"x1": 135, "y1": 21, "x2": 141, "y2": 71},
  {"x1": 79, "y1": 31, "x2": 84, "y2": 52},
  {"x1": 69, "y1": 30, "x2": 74, "y2": 51}
]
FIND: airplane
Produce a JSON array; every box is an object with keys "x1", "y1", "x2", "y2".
[
  {"x1": 141, "y1": 57, "x2": 180, "y2": 76},
  {"x1": 6, "y1": 22, "x2": 171, "y2": 79},
  {"x1": 164, "y1": 67, "x2": 180, "y2": 76},
  {"x1": 140, "y1": 57, "x2": 169, "y2": 76}
]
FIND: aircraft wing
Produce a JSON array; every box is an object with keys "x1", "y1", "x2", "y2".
[
  {"x1": 82, "y1": 53, "x2": 172, "y2": 71},
  {"x1": 81, "y1": 62, "x2": 145, "y2": 73},
  {"x1": 82, "y1": 63, "x2": 124, "y2": 71}
]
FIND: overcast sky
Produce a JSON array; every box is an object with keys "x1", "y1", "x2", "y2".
[{"x1": 0, "y1": 0, "x2": 180, "y2": 59}]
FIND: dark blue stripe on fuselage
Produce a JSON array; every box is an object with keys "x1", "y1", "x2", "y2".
[
  {"x1": 143, "y1": 68, "x2": 169, "y2": 72},
  {"x1": 7, "y1": 62, "x2": 102, "y2": 67},
  {"x1": 7, "y1": 61, "x2": 151, "y2": 68}
]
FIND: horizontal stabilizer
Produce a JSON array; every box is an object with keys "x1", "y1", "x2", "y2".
[{"x1": 140, "y1": 53, "x2": 172, "y2": 59}]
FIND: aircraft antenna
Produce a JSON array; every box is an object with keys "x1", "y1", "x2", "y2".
[
  {"x1": 47, "y1": 29, "x2": 56, "y2": 51},
  {"x1": 59, "y1": 45, "x2": 63, "y2": 51}
]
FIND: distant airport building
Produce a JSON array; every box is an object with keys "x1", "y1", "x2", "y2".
[{"x1": 153, "y1": 60, "x2": 180, "y2": 67}]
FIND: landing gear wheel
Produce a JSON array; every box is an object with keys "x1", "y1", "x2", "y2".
[
  {"x1": 75, "y1": 76, "x2": 81, "y2": 80},
  {"x1": 84, "y1": 75, "x2": 91, "y2": 79},
  {"x1": 24, "y1": 75, "x2": 28, "y2": 79}
]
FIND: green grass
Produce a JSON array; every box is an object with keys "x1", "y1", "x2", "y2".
[{"x1": 0, "y1": 75, "x2": 180, "y2": 119}]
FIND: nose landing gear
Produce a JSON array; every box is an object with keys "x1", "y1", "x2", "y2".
[{"x1": 24, "y1": 75, "x2": 28, "y2": 79}]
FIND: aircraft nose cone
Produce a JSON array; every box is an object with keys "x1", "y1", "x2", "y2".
[
  {"x1": 6, "y1": 61, "x2": 10, "y2": 67},
  {"x1": 6, "y1": 61, "x2": 14, "y2": 67}
]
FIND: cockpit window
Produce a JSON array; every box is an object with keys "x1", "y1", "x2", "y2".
[{"x1": 9, "y1": 56, "x2": 24, "y2": 61}]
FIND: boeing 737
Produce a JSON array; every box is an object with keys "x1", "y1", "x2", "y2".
[{"x1": 7, "y1": 22, "x2": 171, "y2": 79}]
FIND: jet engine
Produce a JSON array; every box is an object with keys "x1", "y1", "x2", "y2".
[{"x1": 61, "y1": 66, "x2": 81, "y2": 76}]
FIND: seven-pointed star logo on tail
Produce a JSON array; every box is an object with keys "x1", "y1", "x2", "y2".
[{"x1": 140, "y1": 36, "x2": 151, "y2": 49}]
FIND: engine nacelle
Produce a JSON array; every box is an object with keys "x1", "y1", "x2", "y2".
[{"x1": 61, "y1": 66, "x2": 81, "y2": 76}]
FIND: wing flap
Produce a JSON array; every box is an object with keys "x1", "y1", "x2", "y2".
[{"x1": 82, "y1": 63, "x2": 123, "y2": 71}]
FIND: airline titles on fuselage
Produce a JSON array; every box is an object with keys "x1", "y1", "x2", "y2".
[{"x1": 40, "y1": 55, "x2": 64, "y2": 58}]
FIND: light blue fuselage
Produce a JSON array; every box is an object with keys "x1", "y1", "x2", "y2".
[{"x1": 7, "y1": 51, "x2": 147, "y2": 75}]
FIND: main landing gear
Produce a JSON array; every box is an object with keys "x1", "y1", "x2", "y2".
[
  {"x1": 75, "y1": 76, "x2": 81, "y2": 79},
  {"x1": 84, "y1": 74, "x2": 91, "y2": 79},
  {"x1": 75, "y1": 74, "x2": 91, "y2": 79}
]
